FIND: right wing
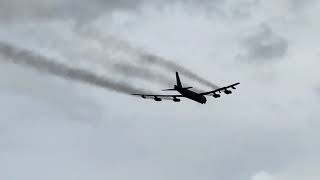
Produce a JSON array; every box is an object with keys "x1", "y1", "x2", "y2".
[
  {"x1": 131, "y1": 93, "x2": 184, "y2": 102},
  {"x1": 199, "y1": 82, "x2": 240, "y2": 96}
]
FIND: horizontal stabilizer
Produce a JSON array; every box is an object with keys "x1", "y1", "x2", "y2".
[
  {"x1": 162, "y1": 88, "x2": 177, "y2": 91},
  {"x1": 182, "y1": 87, "x2": 193, "y2": 90}
]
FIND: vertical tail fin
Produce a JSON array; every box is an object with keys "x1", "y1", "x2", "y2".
[
  {"x1": 176, "y1": 72, "x2": 182, "y2": 88},
  {"x1": 163, "y1": 72, "x2": 186, "y2": 91}
]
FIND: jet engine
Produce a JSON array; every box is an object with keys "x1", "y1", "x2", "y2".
[
  {"x1": 173, "y1": 97, "x2": 181, "y2": 102},
  {"x1": 224, "y1": 89, "x2": 232, "y2": 94},
  {"x1": 154, "y1": 97, "x2": 162, "y2": 101},
  {"x1": 212, "y1": 93, "x2": 221, "y2": 98}
]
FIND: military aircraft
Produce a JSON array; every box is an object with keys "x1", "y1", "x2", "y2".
[{"x1": 132, "y1": 72, "x2": 240, "y2": 104}]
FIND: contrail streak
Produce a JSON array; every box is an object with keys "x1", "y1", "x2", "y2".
[
  {"x1": 0, "y1": 42, "x2": 150, "y2": 95},
  {"x1": 139, "y1": 54, "x2": 220, "y2": 89},
  {"x1": 72, "y1": 30, "x2": 176, "y2": 86},
  {"x1": 73, "y1": 30, "x2": 220, "y2": 89},
  {"x1": 112, "y1": 62, "x2": 206, "y2": 92},
  {"x1": 112, "y1": 63, "x2": 174, "y2": 86}
]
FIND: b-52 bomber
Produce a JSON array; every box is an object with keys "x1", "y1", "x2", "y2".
[{"x1": 132, "y1": 72, "x2": 240, "y2": 104}]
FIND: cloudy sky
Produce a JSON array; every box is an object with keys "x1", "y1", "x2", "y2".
[{"x1": 0, "y1": 0, "x2": 319, "y2": 180}]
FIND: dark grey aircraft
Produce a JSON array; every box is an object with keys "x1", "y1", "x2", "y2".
[{"x1": 132, "y1": 72, "x2": 240, "y2": 104}]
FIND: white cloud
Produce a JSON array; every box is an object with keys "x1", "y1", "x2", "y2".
[{"x1": 252, "y1": 171, "x2": 277, "y2": 180}]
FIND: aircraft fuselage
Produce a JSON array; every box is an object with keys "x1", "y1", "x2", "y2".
[{"x1": 176, "y1": 88, "x2": 207, "y2": 104}]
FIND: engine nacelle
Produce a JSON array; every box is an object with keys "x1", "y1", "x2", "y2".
[
  {"x1": 173, "y1": 98, "x2": 181, "y2": 102},
  {"x1": 224, "y1": 89, "x2": 232, "y2": 94},
  {"x1": 141, "y1": 95, "x2": 146, "y2": 99},
  {"x1": 212, "y1": 93, "x2": 221, "y2": 98},
  {"x1": 154, "y1": 97, "x2": 162, "y2": 101}
]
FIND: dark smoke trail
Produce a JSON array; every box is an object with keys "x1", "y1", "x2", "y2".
[
  {"x1": 112, "y1": 62, "x2": 205, "y2": 93},
  {"x1": 0, "y1": 42, "x2": 150, "y2": 95},
  {"x1": 140, "y1": 54, "x2": 220, "y2": 89},
  {"x1": 73, "y1": 29, "x2": 176, "y2": 86},
  {"x1": 112, "y1": 63, "x2": 174, "y2": 86},
  {"x1": 74, "y1": 30, "x2": 220, "y2": 89}
]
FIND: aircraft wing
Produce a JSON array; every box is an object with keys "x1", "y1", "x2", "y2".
[
  {"x1": 199, "y1": 82, "x2": 240, "y2": 96},
  {"x1": 131, "y1": 93, "x2": 184, "y2": 101}
]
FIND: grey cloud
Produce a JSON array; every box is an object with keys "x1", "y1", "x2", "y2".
[
  {"x1": 0, "y1": 0, "x2": 143, "y2": 23},
  {"x1": 240, "y1": 25, "x2": 288, "y2": 63},
  {"x1": 289, "y1": 0, "x2": 316, "y2": 12},
  {"x1": 0, "y1": 0, "x2": 313, "y2": 24},
  {"x1": 0, "y1": 0, "x2": 224, "y2": 23}
]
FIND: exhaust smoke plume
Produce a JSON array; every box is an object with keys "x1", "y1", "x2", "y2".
[
  {"x1": 140, "y1": 54, "x2": 220, "y2": 89},
  {"x1": 0, "y1": 42, "x2": 150, "y2": 95},
  {"x1": 112, "y1": 63, "x2": 174, "y2": 86},
  {"x1": 112, "y1": 63, "x2": 206, "y2": 92},
  {"x1": 75, "y1": 30, "x2": 220, "y2": 89}
]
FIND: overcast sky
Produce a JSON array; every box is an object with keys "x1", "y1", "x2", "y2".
[{"x1": 0, "y1": 0, "x2": 319, "y2": 180}]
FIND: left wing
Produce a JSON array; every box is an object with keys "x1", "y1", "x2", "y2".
[
  {"x1": 199, "y1": 82, "x2": 240, "y2": 97},
  {"x1": 131, "y1": 93, "x2": 184, "y2": 102}
]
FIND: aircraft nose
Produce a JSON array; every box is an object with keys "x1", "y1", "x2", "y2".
[{"x1": 203, "y1": 97, "x2": 207, "y2": 104}]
